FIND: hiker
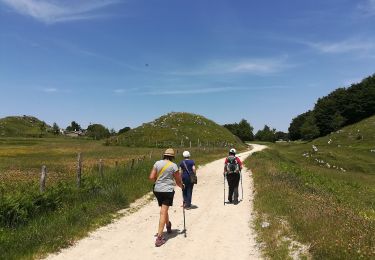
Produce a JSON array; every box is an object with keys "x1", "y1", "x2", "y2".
[
  {"x1": 149, "y1": 148, "x2": 184, "y2": 247},
  {"x1": 179, "y1": 150, "x2": 196, "y2": 209},
  {"x1": 224, "y1": 148, "x2": 243, "y2": 204}
]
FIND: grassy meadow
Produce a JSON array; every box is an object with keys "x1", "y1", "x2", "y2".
[
  {"x1": 0, "y1": 136, "x2": 231, "y2": 259},
  {"x1": 246, "y1": 116, "x2": 375, "y2": 259}
]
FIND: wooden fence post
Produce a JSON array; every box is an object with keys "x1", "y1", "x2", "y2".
[
  {"x1": 131, "y1": 158, "x2": 135, "y2": 169},
  {"x1": 115, "y1": 161, "x2": 119, "y2": 171},
  {"x1": 99, "y1": 159, "x2": 103, "y2": 178},
  {"x1": 77, "y1": 152, "x2": 82, "y2": 188},
  {"x1": 40, "y1": 165, "x2": 47, "y2": 192},
  {"x1": 149, "y1": 150, "x2": 153, "y2": 159}
]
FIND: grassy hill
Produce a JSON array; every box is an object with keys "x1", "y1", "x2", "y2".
[
  {"x1": 0, "y1": 116, "x2": 51, "y2": 137},
  {"x1": 247, "y1": 115, "x2": 375, "y2": 259},
  {"x1": 111, "y1": 112, "x2": 245, "y2": 148}
]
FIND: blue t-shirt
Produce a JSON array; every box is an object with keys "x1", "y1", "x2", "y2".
[{"x1": 179, "y1": 159, "x2": 195, "y2": 182}]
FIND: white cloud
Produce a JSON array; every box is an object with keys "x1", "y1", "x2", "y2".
[{"x1": 0, "y1": 0, "x2": 120, "y2": 24}]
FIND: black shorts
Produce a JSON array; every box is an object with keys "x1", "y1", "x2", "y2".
[{"x1": 153, "y1": 190, "x2": 175, "y2": 207}]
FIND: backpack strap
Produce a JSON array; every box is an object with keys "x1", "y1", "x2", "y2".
[
  {"x1": 157, "y1": 161, "x2": 173, "y2": 181},
  {"x1": 182, "y1": 160, "x2": 190, "y2": 175}
]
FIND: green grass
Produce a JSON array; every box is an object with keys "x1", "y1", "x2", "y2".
[
  {"x1": 246, "y1": 116, "x2": 375, "y2": 259},
  {"x1": 0, "y1": 136, "x2": 231, "y2": 259},
  {"x1": 0, "y1": 137, "x2": 160, "y2": 188}
]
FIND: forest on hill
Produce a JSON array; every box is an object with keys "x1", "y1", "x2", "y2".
[{"x1": 289, "y1": 74, "x2": 375, "y2": 140}]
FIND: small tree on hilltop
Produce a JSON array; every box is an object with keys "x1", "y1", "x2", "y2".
[{"x1": 52, "y1": 122, "x2": 60, "y2": 135}]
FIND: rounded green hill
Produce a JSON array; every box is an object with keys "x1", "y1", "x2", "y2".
[
  {"x1": 112, "y1": 112, "x2": 245, "y2": 148},
  {"x1": 0, "y1": 116, "x2": 51, "y2": 137}
]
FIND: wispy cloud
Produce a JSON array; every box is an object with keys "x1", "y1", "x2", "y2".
[
  {"x1": 228, "y1": 59, "x2": 288, "y2": 74},
  {"x1": 141, "y1": 85, "x2": 291, "y2": 96},
  {"x1": 304, "y1": 39, "x2": 374, "y2": 54},
  {"x1": 169, "y1": 56, "x2": 292, "y2": 76},
  {"x1": 40, "y1": 87, "x2": 72, "y2": 93},
  {"x1": 113, "y1": 88, "x2": 139, "y2": 94},
  {"x1": 42, "y1": 87, "x2": 58, "y2": 92},
  {"x1": 358, "y1": 0, "x2": 375, "y2": 16},
  {"x1": 0, "y1": 0, "x2": 120, "y2": 24},
  {"x1": 143, "y1": 86, "x2": 247, "y2": 95}
]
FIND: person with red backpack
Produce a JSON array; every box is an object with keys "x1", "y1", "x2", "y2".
[{"x1": 224, "y1": 148, "x2": 243, "y2": 204}]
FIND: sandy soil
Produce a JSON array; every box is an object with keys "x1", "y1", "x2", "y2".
[{"x1": 46, "y1": 144, "x2": 266, "y2": 260}]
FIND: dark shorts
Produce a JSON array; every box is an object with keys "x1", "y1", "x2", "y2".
[{"x1": 153, "y1": 190, "x2": 175, "y2": 207}]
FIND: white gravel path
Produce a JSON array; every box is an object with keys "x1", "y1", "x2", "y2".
[{"x1": 46, "y1": 144, "x2": 266, "y2": 260}]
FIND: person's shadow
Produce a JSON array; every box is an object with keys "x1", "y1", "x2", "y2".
[
  {"x1": 185, "y1": 204, "x2": 199, "y2": 210},
  {"x1": 161, "y1": 229, "x2": 185, "y2": 240}
]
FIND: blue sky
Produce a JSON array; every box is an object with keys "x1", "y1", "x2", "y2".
[{"x1": 1, "y1": 0, "x2": 375, "y2": 132}]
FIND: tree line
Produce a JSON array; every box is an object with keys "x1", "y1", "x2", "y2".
[
  {"x1": 289, "y1": 74, "x2": 375, "y2": 140},
  {"x1": 49, "y1": 121, "x2": 132, "y2": 140},
  {"x1": 223, "y1": 119, "x2": 287, "y2": 143}
]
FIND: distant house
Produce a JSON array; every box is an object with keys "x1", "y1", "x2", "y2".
[{"x1": 62, "y1": 129, "x2": 86, "y2": 137}]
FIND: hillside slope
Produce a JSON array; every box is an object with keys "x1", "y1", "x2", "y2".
[
  {"x1": 112, "y1": 112, "x2": 245, "y2": 148},
  {"x1": 247, "y1": 116, "x2": 375, "y2": 259},
  {"x1": 0, "y1": 116, "x2": 51, "y2": 137},
  {"x1": 308, "y1": 115, "x2": 375, "y2": 174}
]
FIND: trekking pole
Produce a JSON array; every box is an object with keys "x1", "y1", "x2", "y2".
[
  {"x1": 240, "y1": 171, "x2": 243, "y2": 201},
  {"x1": 223, "y1": 173, "x2": 226, "y2": 205},
  {"x1": 182, "y1": 190, "x2": 187, "y2": 237}
]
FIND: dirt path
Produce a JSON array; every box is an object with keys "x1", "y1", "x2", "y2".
[{"x1": 46, "y1": 144, "x2": 266, "y2": 260}]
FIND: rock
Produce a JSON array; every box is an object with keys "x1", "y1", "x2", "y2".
[{"x1": 261, "y1": 221, "x2": 270, "y2": 228}]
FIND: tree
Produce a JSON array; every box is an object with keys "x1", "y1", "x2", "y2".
[
  {"x1": 290, "y1": 73, "x2": 375, "y2": 139},
  {"x1": 223, "y1": 119, "x2": 254, "y2": 141},
  {"x1": 288, "y1": 111, "x2": 312, "y2": 140},
  {"x1": 86, "y1": 124, "x2": 110, "y2": 140},
  {"x1": 275, "y1": 131, "x2": 288, "y2": 141},
  {"x1": 237, "y1": 119, "x2": 254, "y2": 141},
  {"x1": 118, "y1": 127, "x2": 131, "y2": 134},
  {"x1": 331, "y1": 112, "x2": 346, "y2": 131},
  {"x1": 66, "y1": 121, "x2": 81, "y2": 132},
  {"x1": 52, "y1": 122, "x2": 60, "y2": 135},
  {"x1": 110, "y1": 128, "x2": 116, "y2": 136},
  {"x1": 300, "y1": 113, "x2": 320, "y2": 140},
  {"x1": 255, "y1": 125, "x2": 276, "y2": 142}
]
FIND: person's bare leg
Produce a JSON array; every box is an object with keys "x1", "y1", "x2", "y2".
[{"x1": 158, "y1": 205, "x2": 169, "y2": 236}]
